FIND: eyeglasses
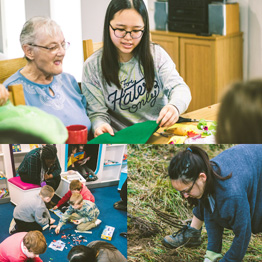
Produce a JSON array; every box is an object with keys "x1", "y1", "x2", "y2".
[
  {"x1": 109, "y1": 24, "x2": 144, "y2": 39},
  {"x1": 29, "y1": 41, "x2": 70, "y2": 54},
  {"x1": 179, "y1": 177, "x2": 197, "y2": 195}
]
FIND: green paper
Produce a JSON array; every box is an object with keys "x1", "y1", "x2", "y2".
[
  {"x1": 0, "y1": 100, "x2": 68, "y2": 143},
  {"x1": 88, "y1": 121, "x2": 159, "y2": 144}
]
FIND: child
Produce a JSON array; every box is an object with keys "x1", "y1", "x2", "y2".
[
  {"x1": 53, "y1": 179, "x2": 95, "y2": 211},
  {"x1": 0, "y1": 230, "x2": 47, "y2": 262},
  {"x1": 68, "y1": 241, "x2": 127, "y2": 262},
  {"x1": 82, "y1": 0, "x2": 191, "y2": 137},
  {"x1": 67, "y1": 145, "x2": 98, "y2": 181},
  {"x1": 10, "y1": 185, "x2": 55, "y2": 233},
  {"x1": 53, "y1": 193, "x2": 100, "y2": 234}
]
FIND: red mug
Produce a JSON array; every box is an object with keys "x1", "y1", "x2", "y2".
[{"x1": 66, "y1": 125, "x2": 88, "y2": 144}]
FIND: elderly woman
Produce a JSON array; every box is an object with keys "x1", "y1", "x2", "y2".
[
  {"x1": 164, "y1": 145, "x2": 262, "y2": 262},
  {"x1": 3, "y1": 17, "x2": 91, "y2": 131}
]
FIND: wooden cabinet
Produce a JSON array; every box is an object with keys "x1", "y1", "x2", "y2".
[{"x1": 151, "y1": 30, "x2": 243, "y2": 112}]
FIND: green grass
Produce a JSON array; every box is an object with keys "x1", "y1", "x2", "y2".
[{"x1": 127, "y1": 144, "x2": 262, "y2": 262}]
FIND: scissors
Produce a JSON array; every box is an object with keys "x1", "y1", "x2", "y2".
[{"x1": 177, "y1": 116, "x2": 213, "y2": 123}]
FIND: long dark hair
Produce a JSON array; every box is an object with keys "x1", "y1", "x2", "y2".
[
  {"x1": 67, "y1": 245, "x2": 96, "y2": 262},
  {"x1": 168, "y1": 146, "x2": 232, "y2": 200},
  {"x1": 102, "y1": 0, "x2": 155, "y2": 92},
  {"x1": 67, "y1": 242, "x2": 118, "y2": 262}
]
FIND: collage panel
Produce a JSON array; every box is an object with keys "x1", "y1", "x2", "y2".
[
  {"x1": 0, "y1": 144, "x2": 127, "y2": 261},
  {"x1": 127, "y1": 144, "x2": 262, "y2": 262}
]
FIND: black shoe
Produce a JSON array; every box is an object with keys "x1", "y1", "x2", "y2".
[
  {"x1": 9, "y1": 218, "x2": 17, "y2": 235},
  {"x1": 162, "y1": 224, "x2": 201, "y2": 248},
  {"x1": 113, "y1": 200, "x2": 127, "y2": 211}
]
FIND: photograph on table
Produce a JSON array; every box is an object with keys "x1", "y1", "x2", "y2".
[{"x1": 127, "y1": 144, "x2": 262, "y2": 262}]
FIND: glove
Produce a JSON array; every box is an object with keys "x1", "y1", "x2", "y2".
[{"x1": 204, "y1": 250, "x2": 223, "y2": 262}]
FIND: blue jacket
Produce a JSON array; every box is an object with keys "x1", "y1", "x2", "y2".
[{"x1": 193, "y1": 144, "x2": 262, "y2": 262}]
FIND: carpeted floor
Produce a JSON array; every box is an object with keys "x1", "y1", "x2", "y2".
[{"x1": 0, "y1": 185, "x2": 127, "y2": 261}]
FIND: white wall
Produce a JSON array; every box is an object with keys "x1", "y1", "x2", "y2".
[
  {"x1": 81, "y1": 0, "x2": 110, "y2": 43},
  {"x1": 246, "y1": 0, "x2": 262, "y2": 79},
  {"x1": 148, "y1": 0, "x2": 262, "y2": 81},
  {"x1": 0, "y1": 0, "x2": 261, "y2": 81}
]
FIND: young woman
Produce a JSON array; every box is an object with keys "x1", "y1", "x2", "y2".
[
  {"x1": 164, "y1": 145, "x2": 262, "y2": 262},
  {"x1": 82, "y1": 0, "x2": 191, "y2": 137}
]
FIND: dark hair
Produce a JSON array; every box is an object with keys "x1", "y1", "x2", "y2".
[
  {"x1": 216, "y1": 79, "x2": 262, "y2": 143},
  {"x1": 68, "y1": 245, "x2": 96, "y2": 262},
  {"x1": 101, "y1": 0, "x2": 155, "y2": 92},
  {"x1": 42, "y1": 144, "x2": 57, "y2": 160},
  {"x1": 68, "y1": 242, "x2": 118, "y2": 262},
  {"x1": 168, "y1": 146, "x2": 231, "y2": 199}
]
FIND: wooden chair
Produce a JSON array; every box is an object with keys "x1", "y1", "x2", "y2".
[
  {"x1": 83, "y1": 39, "x2": 103, "y2": 61},
  {"x1": 0, "y1": 57, "x2": 27, "y2": 83},
  {"x1": 0, "y1": 57, "x2": 27, "y2": 105},
  {"x1": 8, "y1": 84, "x2": 26, "y2": 105}
]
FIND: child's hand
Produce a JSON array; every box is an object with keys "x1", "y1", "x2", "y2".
[
  {"x1": 50, "y1": 218, "x2": 56, "y2": 225},
  {"x1": 0, "y1": 84, "x2": 9, "y2": 106},
  {"x1": 49, "y1": 225, "x2": 57, "y2": 231},
  {"x1": 157, "y1": 105, "x2": 179, "y2": 127},
  {"x1": 73, "y1": 220, "x2": 81, "y2": 225},
  {"x1": 53, "y1": 205, "x2": 58, "y2": 210},
  {"x1": 55, "y1": 226, "x2": 61, "y2": 234},
  {"x1": 94, "y1": 123, "x2": 114, "y2": 137}
]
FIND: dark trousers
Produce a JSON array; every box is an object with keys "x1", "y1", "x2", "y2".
[
  {"x1": 69, "y1": 163, "x2": 95, "y2": 178},
  {"x1": 14, "y1": 218, "x2": 43, "y2": 232},
  {"x1": 120, "y1": 179, "x2": 127, "y2": 205},
  {"x1": 46, "y1": 175, "x2": 61, "y2": 191}
]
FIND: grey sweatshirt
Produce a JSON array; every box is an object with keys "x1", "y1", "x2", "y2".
[{"x1": 13, "y1": 194, "x2": 50, "y2": 226}]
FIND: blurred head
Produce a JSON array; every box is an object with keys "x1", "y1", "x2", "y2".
[
  {"x1": 70, "y1": 180, "x2": 82, "y2": 193},
  {"x1": 78, "y1": 144, "x2": 85, "y2": 152},
  {"x1": 20, "y1": 16, "x2": 69, "y2": 77},
  {"x1": 68, "y1": 245, "x2": 96, "y2": 262},
  {"x1": 42, "y1": 144, "x2": 57, "y2": 168},
  {"x1": 40, "y1": 185, "x2": 54, "y2": 202},
  {"x1": 69, "y1": 192, "x2": 83, "y2": 209},
  {"x1": 23, "y1": 231, "x2": 47, "y2": 258},
  {"x1": 216, "y1": 79, "x2": 262, "y2": 143}
]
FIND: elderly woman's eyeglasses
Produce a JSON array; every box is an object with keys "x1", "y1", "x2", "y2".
[
  {"x1": 29, "y1": 42, "x2": 70, "y2": 53},
  {"x1": 109, "y1": 24, "x2": 144, "y2": 39}
]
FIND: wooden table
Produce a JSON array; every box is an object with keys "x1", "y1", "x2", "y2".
[{"x1": 147, "y1": 103, "x2": 220, "y2": 144}]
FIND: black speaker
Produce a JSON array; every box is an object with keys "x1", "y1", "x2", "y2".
[{"x1": 154, "y1": 2, "x2": 168, "y2": 31}]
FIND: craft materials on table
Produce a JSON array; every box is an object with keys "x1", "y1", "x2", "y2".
[
  {"x1": 164, "y1": 119, "x2": 217, "y2": 144},
  {"x1": 101, "y1": 225, "x2": 115, "y2": 241}
]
